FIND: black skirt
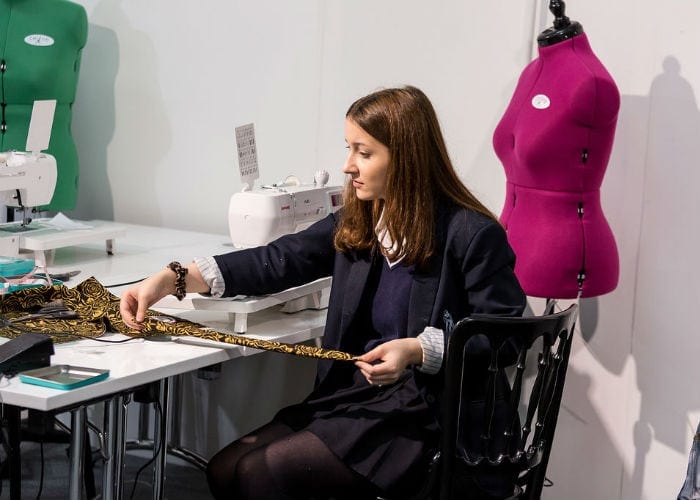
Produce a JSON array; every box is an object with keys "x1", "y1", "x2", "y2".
[{"x1": 275, "y1": 362, "x2": 439, "y2": 495}]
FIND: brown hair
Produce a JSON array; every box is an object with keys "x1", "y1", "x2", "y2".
[{"x1": 334, "y1": 86, "x2": 496, "y2": 269}]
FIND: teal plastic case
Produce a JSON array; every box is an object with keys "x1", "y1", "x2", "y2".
[
  {"x1": 19, "y1": 365, "x2": 109, "y2": 390},
  {"x1": 0, "y1": 257, "x2": 35, "y2": 277},
  {"x1": 0, "y1": 257, "x2": 63, "y2": 293}
]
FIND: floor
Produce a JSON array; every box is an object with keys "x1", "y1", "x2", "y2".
[{"x1": 0, "y1": 440, "x2": 211, "y2": 499}]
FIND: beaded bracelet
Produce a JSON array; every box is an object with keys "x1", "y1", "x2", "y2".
[{"x1": 167, "y1": 261, "x2": 188, "y2": 301}]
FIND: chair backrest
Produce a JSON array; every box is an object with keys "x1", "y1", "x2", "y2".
[{"x1": 439, "y1": 304, "x2": 578, "y2": 500}]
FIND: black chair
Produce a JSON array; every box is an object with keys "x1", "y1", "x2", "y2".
[{"x1": 419, "y1": 304, "x2": 578, "y2": 500}]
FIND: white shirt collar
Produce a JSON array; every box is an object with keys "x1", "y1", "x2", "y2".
[{"x1": 375, "y1": 211, "x2": 405, "y2": 268}]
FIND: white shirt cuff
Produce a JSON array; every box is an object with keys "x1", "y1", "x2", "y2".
[
  {"x1": 416, "y1": 326, "x2": 444, "y2": 375},
  {"x1": 194, "y1": 256, "x2": 225, "y2": 297}
]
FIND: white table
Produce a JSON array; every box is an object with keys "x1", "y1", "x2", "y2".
[{"x1": 0, "y1": 222, "x2": 327, "y2": 499}]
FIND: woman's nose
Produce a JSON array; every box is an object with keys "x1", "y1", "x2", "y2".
[{"x1": 342, "y1": 156, "x2": 356, "y2": 174}]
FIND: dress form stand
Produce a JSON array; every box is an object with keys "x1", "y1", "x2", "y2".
[
  {"x1": 493, "y1": 0, "x2": 620, "y2": 301},
  {"x1": 494, "y1": 2, "x2": 618, "y2": 496},
  {"x1": 537, "y1": 0, "x2": 583, "y2": 47},
  {"x1": 0, "y1": 0, "x2": 88, "y2": 212}
]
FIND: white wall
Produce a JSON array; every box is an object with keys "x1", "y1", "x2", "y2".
[
  {"x1": 71, "y1": 0, "x2": 325, "y2": 233},
  {"x1": 67, "y1": 1, "x2": 700, "y2": 498},
  {"x1": 70, "y1": 0, "x2": 537, "y2": 230}
]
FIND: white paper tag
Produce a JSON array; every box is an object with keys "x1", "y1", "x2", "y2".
[
  {"x1": 235, "y1": 123, "x2": 259, "y2": 189},
  {"x1": 25, "y1": 100, "x2": 57, "y2": 153},
  {"x1": 24, "y1": 34, "x2": 55, "y2": 47},
  {"x1": 531, "y1": 94, "x2": 551, "y2": 110}
]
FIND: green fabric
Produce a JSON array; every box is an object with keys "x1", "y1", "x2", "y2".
[{"x1": 0, "y1": 0, "x2": 88, "y2": 211}]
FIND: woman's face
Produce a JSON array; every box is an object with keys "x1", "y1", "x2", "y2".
[{"x1": 343, "y1": 118, "x2": 390, "y2": 201}]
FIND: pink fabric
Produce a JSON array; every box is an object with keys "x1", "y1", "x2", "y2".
[{"x1": 493, "y1": 33, "x2": 620, "y2": 298}]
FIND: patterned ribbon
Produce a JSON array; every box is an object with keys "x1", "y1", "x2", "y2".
[{"x1": 0, "y1": 277, "x2": 354, "y2": 362}]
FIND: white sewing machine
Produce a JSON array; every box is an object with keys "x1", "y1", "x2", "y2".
[
  {"x1": 0, "y1": 100, "x2": 57, "y2": 227},
  {"x1": 0, "y1": 100, "x2": 126, "y2": 261},
  {"x1": 0, "y1": 151, "x2": 57, "y2": 214},
  {"x1": 156, "y1": 172, "x2": 344, "y2": 333},
  {"x1": 228, "y1": 175, "x2": 344, "y2": 248},
  {"x1": 0, "y1": 150, "x2": 126, "y2": 261}
]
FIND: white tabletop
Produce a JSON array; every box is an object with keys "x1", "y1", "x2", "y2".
[
  {"x1": 0, "y1": 222, "x2": 327, "y2": 411},
  {"x1": 19, "y1": 219, "x2": 127, "y2": 251},
  {"x1": 46, "y1": 222, "x2": 236, "y2": 288}
]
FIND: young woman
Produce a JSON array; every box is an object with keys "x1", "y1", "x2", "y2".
[{"x1": 120, "y1": 85, "x2": 526, "y2": 500}]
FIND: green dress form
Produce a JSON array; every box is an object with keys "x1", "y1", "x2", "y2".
[{"x1": 0, "y1": 0, "x2": 87, "y2": 211}]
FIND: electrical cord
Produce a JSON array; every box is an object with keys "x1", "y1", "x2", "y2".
[
  {"x1": 15, "y1": 329, "x2": 142, "y2": 344},
  {"x1": 129, "y1": 399, "x2": 164, "y2": 500},
  {"x1": 36, "y1": 439, "x2": 44, "y2": 499},
  {"x1": 44, "y1": 333, "x2": 142, "y2": 344},
  {"x1": 0, "y1": 410, "x2": 8, "y2": 498},
  {"x1": 0, "y1": 299, "x2": 162, "y2": 344},
  {"x1": 105, "y1": 278, "x2": 145, "y2": 288},
  {"x1": 1, "y1": 302, "x2": 144, "y2": 344}
]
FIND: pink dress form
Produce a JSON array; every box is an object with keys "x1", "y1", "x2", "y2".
[{"x1": 493, "y1": 33, "x2": 620, "y2": 299}]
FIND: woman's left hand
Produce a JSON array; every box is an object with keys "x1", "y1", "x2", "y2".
[{"x1": 354, "y1": 338, "x2": 423, "y2": 387}]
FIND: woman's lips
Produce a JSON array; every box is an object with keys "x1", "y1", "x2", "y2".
[{"x1": 352, "y1": 179, "x2": 363, "y2": 188}]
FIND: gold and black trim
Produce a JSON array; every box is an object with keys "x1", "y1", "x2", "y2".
[{"x1": 0, "y1": 277, "x2": 354, "y2": 362}]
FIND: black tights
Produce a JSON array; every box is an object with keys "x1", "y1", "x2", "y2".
[{"x1": 206, "y1": 421, "x2": 381, "y2": 500}]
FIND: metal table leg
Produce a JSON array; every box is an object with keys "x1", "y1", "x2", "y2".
[
  {"x1": 116, "y1": 394, "x2": 129, "y2": 499},
  {"x1": 5, "y1": 405, "x2": 21, "y2": 500},
  {"x1": 129, "y1": 375, "x2": 209, "y2": 470},
  {"x1": 83, "y1": 423, "x2": 96, "y2": 499},
  {"x1": 102, "y1": 396, "x2": 117, "y2": 500},
  {"x1": 167, "y1": 374, "x2": 208, "y2": 469},
  {"x1": 152, "y1": 378, "x2": 170, "y2": 500},
  {"x1": 102, "y1": 393, "x2": 128, "y2": 500},
  {"x1": 69, "y1": 407, "x2": 86, "y2": 500}
]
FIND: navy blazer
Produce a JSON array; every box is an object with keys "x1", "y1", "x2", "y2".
[{"x1": 214, "y1": 202, "x2": 526, "y2": 408}]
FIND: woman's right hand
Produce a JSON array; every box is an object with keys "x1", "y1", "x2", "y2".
[{"x1": 120, "y1": 269, "x2": 177, "y2": 330}]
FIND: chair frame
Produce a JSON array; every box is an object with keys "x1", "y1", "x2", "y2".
[{"x1": 437, "y1": 304, "x2": 578, "y2": 500}]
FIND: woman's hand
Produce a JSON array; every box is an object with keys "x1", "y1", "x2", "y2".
[
  {"x1": 354, "y1": 338, "x2": 423, "y2": 387},
  {"x1": 120, "y1": 269, "x2": 176, "y2": 330},
  {"x1": 120, "y1": 263, "x2": 209, "y2": 330}
]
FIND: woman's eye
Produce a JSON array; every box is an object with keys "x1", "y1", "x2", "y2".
[{"x1": 359, "y1": 151, "x2": 371, "y2": 159}]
